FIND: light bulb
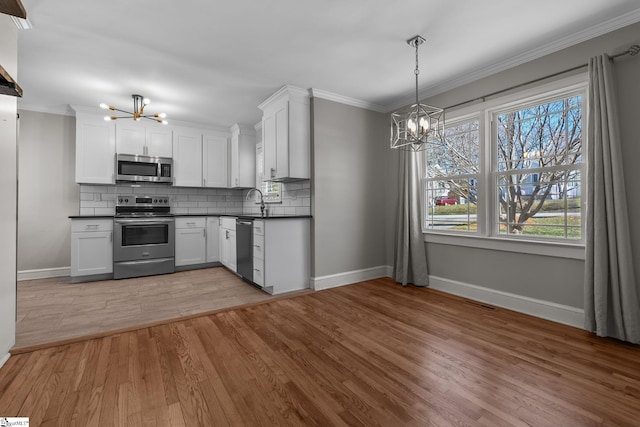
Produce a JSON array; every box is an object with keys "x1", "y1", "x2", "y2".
[
  {"x1": 103, "y1": 116, "x2": 110, "y2": 121},
  {"x1": 419, "y1": 117, "x2": 429, "y2": 132},
  {"x1": 158, "y1": 112, "x2": 166, "y2": 118},
  {"x1": 143, "y1": 98, "x2": 151, "y2": 105},
  {"x1": 161, "y1": 120, "x2": 168, "y2": 125},
  {"x1": 407, "y1": 119, "x2": 417, "y2": 134}
]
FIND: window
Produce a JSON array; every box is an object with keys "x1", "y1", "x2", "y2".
[
  {"x1": 425, "y1": 118, "x2": 480, "y2": 232},
  {"x1": 495, "y1": 94, "x2": 583, "y2": 239},
  {"x1": 423, "y1": 78, "x2": 586, "y2": 246}
]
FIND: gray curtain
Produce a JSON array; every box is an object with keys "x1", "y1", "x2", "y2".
[
  {"x1": 584, "y1": 54, "x2": 640, "y2": 344},
  {"x1": 393, "y1": 150, "x2": 429, "y2": 286}
]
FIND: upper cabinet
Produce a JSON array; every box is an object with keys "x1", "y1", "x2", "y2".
[
  {"x1": 230, "y1": 124, "x2": 256, "y2": 188},
  {"x1": 258, "y1": 85, "x2": 310, "y2": 182},
  {"x1": 116, "y1": 121, "x2": 172, "y2": 158},
  {"x1": 203, "y1": 133, "x2": 228, "y2": 188},
  {"x1": 75, "y1": 112, "x2": 116, "y2": 184},
  {"x1": 172, "y1": 127, "x2": 203, "y2": 187}
]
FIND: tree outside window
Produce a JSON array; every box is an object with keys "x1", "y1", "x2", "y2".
[{"x1": 423, "y1": 88, "x2": 585, "y2": 242}]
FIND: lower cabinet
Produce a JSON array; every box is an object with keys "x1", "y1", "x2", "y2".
[
  {"x1": 206, "y1": 217, "x2": 220, "y2": 263},
  {"x1": 255, "y1": 218, "x2": 310, "y2": 295},
  {"x1": 71, "y1": 219, "x2": 113, "y2": 281},
  {"x1": 219, "y1": 217, "x2": 237, "y2": 272},
  {"x1": 175, "y1": 217, "x2": 206, "y2": 266}
]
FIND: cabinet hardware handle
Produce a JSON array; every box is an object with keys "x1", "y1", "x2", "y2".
[
  {"x1": 203, "y1": 178, "x2": 206, "y2": 186},
  {"x1": 110, "y1": 232, "x2": 112, "y2": 242},
  {"x1": 270, "y1": 168, "x2": 276, "y2": 178}
]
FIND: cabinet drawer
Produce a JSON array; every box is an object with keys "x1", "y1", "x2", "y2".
[
  {"x1": 71, "y1": 219, "x2": 113, "y2": 232},
  {"x1": 253, "y1": 234, "x2": 264, "y2": 259},
  {"x1": 220, "y1": 216, "x2": 237, "y2": 230},
  {"x1": 253, "y1": 220, "x2": 264, "y2": 236},
  {"x1": 176, "y1": 217, "x2": 206, "y2": 229},
  {"x1": 253, "y1": 258, "x2": 264, "y2": 287}
]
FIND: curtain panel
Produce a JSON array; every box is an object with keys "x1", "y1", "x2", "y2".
[{"x1": 584, "y1": 54, "x2": 640, "y2": 344}]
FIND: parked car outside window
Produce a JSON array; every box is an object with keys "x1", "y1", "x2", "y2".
[{"x1": 435, "y1": 196, "x2": 457, "y2": 206}]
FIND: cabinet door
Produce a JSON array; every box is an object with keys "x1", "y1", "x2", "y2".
[
  {"x1": 76, "y1": 116, "x2": 116, "y2": 184},
  {"x1": 147, "y1": 124, "x2": 173, "y2": 157},
  {"x1": 219, "y1": 226, "x2": 236, "y2": 272},
  {"x1": 228, "y1": 229, "x2": 237, "y2": 272},
  {"x1": 206, "y1": 217, "x2": 220, "y2": 262},
  {"x1": 230, "y1": 129, "x2": 256, "y2": 188},
  {"x1": 274, "y1": 103, "x2": 289, "y2": 180},
  {"x1": 116, "y1": 121, "x2": 146, "y2": 155},
  {"x1": 262, "y1": 113, "x2": 277, "y2": 180},
  {"x1": 175, "y1": 227, "x2": 206, "y2": 266},
  {"x1": 71, "y1": 231, "x2": 113, "y2": 276},
  {"x1": 173, "y1": 129, "x2": 203, "y2": 187},
  {"x1": 203, "y1": 135, "x2": 228, "y2": 188}
]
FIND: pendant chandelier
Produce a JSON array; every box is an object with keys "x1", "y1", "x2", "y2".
[
  {"x1": 100, "y1": 94, "x2": 168, "y2": 124},
  {"x1": 390, "y1": 35, "x2": 444, "y2": 152}
]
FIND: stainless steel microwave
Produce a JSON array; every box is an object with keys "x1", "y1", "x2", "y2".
[{"x1": 116, "y1": 153, "x2": 173, "y2": 184}]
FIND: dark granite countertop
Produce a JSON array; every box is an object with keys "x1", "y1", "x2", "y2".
[{"x1": 70, "y1": 214, "x2": 312, "y2": 220}]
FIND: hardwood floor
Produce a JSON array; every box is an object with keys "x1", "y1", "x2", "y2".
[
  {"x1": 2, "y1": 277, "x2": 640, "y2": 426},
  {"x1": 15, "y1": 267, "x2": 278, "y2": 351}
]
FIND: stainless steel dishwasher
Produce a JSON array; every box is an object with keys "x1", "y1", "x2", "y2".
[{"x1": 236, "y1": 218, "x2": 253, "y2": 283}]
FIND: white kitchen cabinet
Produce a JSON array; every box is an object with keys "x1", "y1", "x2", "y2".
[
  {"x1": 259, "y1": 218, "x2": 310, "y2": 294},
  {"x1": 203, "y1": 134, "x2": 228, "y2": 188},
  {"x1": 229, "y1": 124, "x2": 256, "y2": 188},
  {"x1": 206, "y1": 217, "x2": 220, "y2": 263},
  {"x1": 175, "y1": 217, "x2": 206, "y2": 266},
  {"x1": 219, "y1": 216, "x2": 237, "y2": 272},
  {"x1": 116, "y1": 121, "x2": 172, "y2": 157},
  {"x1": 252, "y1": 220, "x2": 265, "y2": 287},
  {"x1": 74, "y1": 112, "x2": 116, "y2": 184},
  {"x1": 71, "y1": 218, "x2": 113, "y2": 281},
  {"x1": 173, "y1": 128, "x2": 203, "y2": 187},
  {"x1": 258, "y1": 85, "x2": 310, "y2": 181}
]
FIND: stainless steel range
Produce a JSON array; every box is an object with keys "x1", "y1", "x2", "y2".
[{"x1": 113, "y1": 195, "x2": 175, "y2": 279}]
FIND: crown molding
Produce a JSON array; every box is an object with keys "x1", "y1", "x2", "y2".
[
  {"x1": 385, "y1": 7, "x2": 640, "y2": 112},
  {"x1": 18, "y1": 103, "x2": 75, "y2": 116},
  {"x1": 310, "y1": 88, "x2": 387, "y2": 113}
]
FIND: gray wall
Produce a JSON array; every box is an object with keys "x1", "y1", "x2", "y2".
[
  {"x1": 17, "y1": 111, "x2": 78, "y2": 271},
  {"x1": 311, "y1": 98, "x2": 388, "y2": 278},
  {"x1": 0, "y1": 14, "x2": 18, "y2": 360},
  {"x1": 386, "y1": 21, "x2": 640, "y2": 309}
]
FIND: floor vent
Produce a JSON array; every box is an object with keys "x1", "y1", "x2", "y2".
[{"x1": 465, "y1": 300, "x2": 498, "y2": 311}]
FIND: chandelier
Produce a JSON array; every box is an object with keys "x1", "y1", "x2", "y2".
[
  {"x1": 100, "y1": 94, "x2": 168, "y2": 124},
  {"x1": 390, "y1": 35, "x2": 444, "y2": 152}
]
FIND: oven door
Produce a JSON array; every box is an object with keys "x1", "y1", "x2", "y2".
[{"x1": 114, "y1": 218, "x2": 175, "y2": 262}]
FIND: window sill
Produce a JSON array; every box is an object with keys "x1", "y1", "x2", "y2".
[{"x1": 423, "y1": 232, "x2": 585, "y2": 260}]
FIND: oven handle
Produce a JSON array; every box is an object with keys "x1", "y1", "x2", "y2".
[{"x1": 115, "y1": 218, "x2": 175, "y2": 225}]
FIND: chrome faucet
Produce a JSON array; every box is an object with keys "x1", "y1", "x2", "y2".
[{"x1": 246, "y1": 188, "x2": 266, "y2": 217}]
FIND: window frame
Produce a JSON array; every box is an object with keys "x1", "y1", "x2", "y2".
[{"x1": 422, "y1": 73, "x2": 588, "y2": 260}]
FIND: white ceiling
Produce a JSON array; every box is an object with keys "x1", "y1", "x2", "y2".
[{"x1": 15, "y1": 0, "x2": 640, "y2": 129}]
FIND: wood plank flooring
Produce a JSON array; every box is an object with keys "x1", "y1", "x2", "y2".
[
  {"x1": 15, "y1": 267, "x2": 277, "y2": 350},
  {"x1": 2, "y1": 277, "x2": 640, "y2": 426}
]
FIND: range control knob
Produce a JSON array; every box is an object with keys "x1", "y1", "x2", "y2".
[
  {"x1": 118, "y1": 198, "x2": 122, "y2": 203},
  {"x1": 124, "y1": 198, "x2": 128, "y2": 203}
]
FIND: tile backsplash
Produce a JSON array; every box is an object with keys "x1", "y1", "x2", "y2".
[
  {"x1": 79, "y1": 180, "x2": 311, "y2": 216},
  {"x1": 242, "y1": 180, "x2": 311, "y2": 216}
]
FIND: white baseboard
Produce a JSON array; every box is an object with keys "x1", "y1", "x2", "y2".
[
  {"x1": 18, "y1": 266, "x2": 70, "y2": 281},
  {"x1": 0, "y1": 352, "x2": 10, "y2": 370},
  {"x1": 428, "y1": 275, "x2": 585, "y2": 329},
  {"x1": 311, "y1": 266, "x2": 388, "y2": 291}
]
